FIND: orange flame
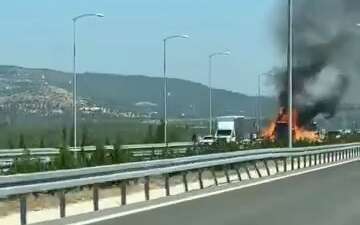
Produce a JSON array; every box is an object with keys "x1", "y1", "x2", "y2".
[{"x1": 262, "y1": 108, "x2": 319, "y2": 142}]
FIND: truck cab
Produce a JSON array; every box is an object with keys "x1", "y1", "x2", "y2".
[{"x1": 215, "y1": 116, "x2": 245, "y2": 143}]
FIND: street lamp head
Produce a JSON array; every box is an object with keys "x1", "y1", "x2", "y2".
[
  {"x1": 222, "y1": 50, "x2": 231, "y2": 55},
  {"x1": 179, "y1": 34, "x2": 190, "y2": 39},
  {"x1": 164, "y1": 34, "x2": 190, "y2": 41},
  {"x1": 73, "y1": 13, "x2": 105, "y2": 21},
  {"x1": 210, "y1": 50, "x2": 231, "y2": 58}
]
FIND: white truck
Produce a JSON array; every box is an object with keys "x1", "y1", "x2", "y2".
[{"x1": 215, "y1": 116, "x2": 257, "y2": 143}]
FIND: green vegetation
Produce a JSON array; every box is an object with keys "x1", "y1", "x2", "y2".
[
  {"x1": 0, "y1": 116, "x2": 206, "y2": 149},
  {"x1": 5, "y1": 134, "x2": 360, "y2": 175}
]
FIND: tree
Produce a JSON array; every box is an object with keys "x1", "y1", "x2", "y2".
[
  {"x1": 69, "y1": 126, "x2": 74, "y2": 147},
  {"x1": 40, "y1": 136, "x2": 45, "y2": 148},
  {"x1": 155, "y1": 120, "x2": 165, "y2": 143},
  {"x1": 62, "y1": 127, "x2": 68, "y2": 148},
  {"x1": 168, "y1": 129, "x2": 180, "y2": 142},
  {"x1": 93, "y1": 142, "x2": 106, "y2": 166},
  {"x1": 12, "y1": 148, "x2": 42, "y2": 173},
  {"x1": 105, "y1": 136, "x2": 111, "y2": 146},
  {"x1": 144, "y1": 125, "x2": 154, "y2": 143},
  {"x1": 54, "y1": 146, "x2": 76, "y2": 169},
  {"x1": 7, "y1": 138, "x2": 14, "y2": 149},
  {"x1": 18, "y1": 133, "x2": 26, "y2": 149},
  {"x1": 111, "y1": 134, "x2": 128, "y2": 164},
  {"x1": 81, "y1": 126, "x2": 89, "y2": 147}
]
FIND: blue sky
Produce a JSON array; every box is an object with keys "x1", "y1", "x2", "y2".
[{"x1": 0, "y1": 0, "x2": 284, "y2": 95}]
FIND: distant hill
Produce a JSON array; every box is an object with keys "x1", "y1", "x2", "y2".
[{"x1": 0, "y1": 65, "x2": 277, "y2": 118}]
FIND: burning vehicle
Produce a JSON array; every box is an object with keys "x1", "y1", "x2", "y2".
[
  {"x1": 262, "y1": 0, "x2": 360, "y2": 143},
  {"x1": 262, "y1": 107, "x2": 319, "y2": 142}
]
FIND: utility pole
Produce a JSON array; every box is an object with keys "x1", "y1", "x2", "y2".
[{"x1": 288, "y1": 0, "x2": 293, "y2": 148}]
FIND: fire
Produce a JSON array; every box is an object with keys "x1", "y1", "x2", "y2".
[{"x1": 262, "y1": 108, "x2": 319, "y2": 142}]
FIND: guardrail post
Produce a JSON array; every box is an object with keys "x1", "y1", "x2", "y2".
[
  {"x1": 165, "y1": 174, "x2": 170, "y2": 196},
  {"x1": 309, "y1": 155, "x2": 313, "y2": 167},
  {"x1": 264, "y1": 160, "x2": 271, "y2": 176},
  {"x1": 211, "y1": 168, "x2": 218, "y2": 185},
  {"x1": 245, "y1": 164, "x2": 252, "y2": 179},
  {"x1": 283, "y1": 158, "x2": 287, "y2": 172},
  {"x1": 182, "y1": 172, "x2": 189, "y2": 192},
  {"x1": 254, "y1": 162, "x2": 262, "y2": 178},
  {"x1": 334, "y1": 151, "x2": 337, "y2": 161},
  {"x1": 327, "y1": 152, "x2": 331, "y2": 163},
  {"x1": 198, "y1": 169, "x2": 204, "y2": 188},
  {"x1": 303, "y1": 155, "x2": 307, "y2": 168},
  {"x1": 297, "y1": 156, "x2": 301, "y2": 169},
  {"x1": 93, "y1": 184, "x2": 99, "y2": 211},
  {"x1": 274, "y1": 159, "x2": 279, "y2": 173},
  {"x1": 144, "y1": 176, "x2": 150, "y2": 200},
  {"x1": 121, "y1": 180, "x2": 127, "y2": 205},
  {"x1": 224, "y1": 166, "x2": 231, "y2": 183},
  {"x1": 58, "y1": 190, "x2": 66, "y2": 218},
  {"x1": 291, "y1": 157, "x2": 294, "y2": 170},
  {"x1": 19, "y1": 195, "x2": 27, "y2": 225},
  {"x1": 314, "y1": 154, "x2": 318, "y2": 166},
  {"x1": 235, "y1": 165, "x2": 242, "y2": 181}
]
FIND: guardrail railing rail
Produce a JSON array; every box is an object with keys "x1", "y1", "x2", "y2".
[{"x1": 0, "y1": 143, "x2": 359, "y2": 225}]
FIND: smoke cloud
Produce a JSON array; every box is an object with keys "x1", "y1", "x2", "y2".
[{"x1": 273, "y1": 0, "x2": 360, "y2": 126}]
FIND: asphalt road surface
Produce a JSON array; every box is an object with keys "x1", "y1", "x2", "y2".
[{"x1": 40, "y1": 161, "x2": 360, "y2": 225}]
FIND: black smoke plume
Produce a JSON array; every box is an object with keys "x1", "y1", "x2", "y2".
[{"x1": 273, "y1": 0, "x2": 360, "y2": 126}]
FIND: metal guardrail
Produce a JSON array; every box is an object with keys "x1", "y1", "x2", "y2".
[
  {"x1": 1, "y1": 143, "x2": 359, "y2": 225},
  {"x1": 0, "y1": 142, "x2": 194, "y2": 158}
]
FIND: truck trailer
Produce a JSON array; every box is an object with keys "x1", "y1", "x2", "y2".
[{"x1": 215, "y1": 116, "x2": 257, "y2": 143}]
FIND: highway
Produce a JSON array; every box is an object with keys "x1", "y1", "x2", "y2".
[{"x1": 38, "y1": 160, "x2": 360, "y2": 225}]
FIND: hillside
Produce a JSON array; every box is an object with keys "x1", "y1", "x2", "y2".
[{"x1": 0, "y1": 65, "x2": 277, "y2": 119}]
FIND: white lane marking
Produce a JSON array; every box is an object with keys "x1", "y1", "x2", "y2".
[{"x1": 68, "y1": 158, "x2": 359, "y2": 225}]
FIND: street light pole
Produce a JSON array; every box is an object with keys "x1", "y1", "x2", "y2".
[
  {"x1": 288, "y1": 0, "x2": 293, "y2": 148},
  {"x1": 208, "y1": 51, "x2": 231, "y2": 136},
  {"x1": 72, "y1": 13, "x2": 104, "y2": 149},
  {"x1": 257, "y1": 74, "x2": 261, "y2": 135},
  {"x1": 163, "y1": 34, "x2": 189, "y2": 145}
]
